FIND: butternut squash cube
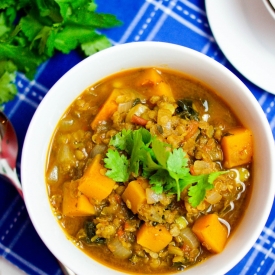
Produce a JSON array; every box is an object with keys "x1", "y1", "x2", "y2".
[
  {"x1": 137, "y1": 223, "x2": 172, "y2": 252},
  {"x1": 192, "y1": 214, "x2": 227, "y2": 253},
  {"x1": 91, "y1": 88, "x2": 122, "y2": 130},
  {"x1": 136, "y1": 68, "x2": 174, "y2": 98},
  {"x1": 62, "y1": 181, "x2": 95, "y2": 216},
  {"x1": 221, "y1": 128, "x2": 253, "y2": 168},
  {"x1": 122, "y1": 180, "x2": 146, "y2": 214},
  {"x1": 78, "y1": 154, "x2": 115, "y2": 201}
]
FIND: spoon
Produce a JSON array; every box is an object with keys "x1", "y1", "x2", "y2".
[{"x1": 0, "y1": 111, "x2": 75, "y2": 275}]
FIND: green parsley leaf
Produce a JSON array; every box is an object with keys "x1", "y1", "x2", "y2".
[
  {"x1": 0, "y1": 0, "x2": 122, "y2": 106},
  {"x1": 0, "y1": 43, "x2": 44, "y2": 79},
  {"x1": 0, "y1": 0, "x2": 14, "y2": 10},
  {"x1": 149, "y1": 169, "x2": 170, "y2": 194},
  {"x1": 187, "y1": 171, "x2": 226, "y2": 207},
  {"x1": 0, "y1": 60, "x2": 17, "y2": 105},
  {"x1": 104, "y1": 149, "x2": 129, "y2": 182},
  {"x1": 188, "y1": 175, "x2": 213, "y2": 207},
  {"x1": 109, "y1": 129, "x2": 131, "y2": 150},
  {"x1": 81, "y1": 35, "x2": 112, "y2": 56},
  {"x1": 166, "y1": 148, "x2": 190, "y2": 200},
  {"x1": 151, "y1": 138, "x2": 170, "y2": 168}
]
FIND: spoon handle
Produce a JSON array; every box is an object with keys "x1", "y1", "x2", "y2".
[{"x1": 0, "y1": 159, "x2": 23, "y2": 197}]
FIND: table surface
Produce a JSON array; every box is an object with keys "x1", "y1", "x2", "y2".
[{"x1": 1, "y1": 1, "x2": 275, "y2": 275}]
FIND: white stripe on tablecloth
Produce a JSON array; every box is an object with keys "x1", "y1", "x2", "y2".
[
  {"x1": 239, "y1": 218, "x2": 275, "y2": 275},
  {"x1": 178, "y1": 0, "x2": 206, "y2": 15},
  {"x1": 0, "y1": 243, "x2": 55, "y2": 275},
  {"x1": 7, "y1": 75, "x2": 48, "y2": 119},
  {"x1": 147, "y1": 0, "x2": 214, "y2": 41},
  {"x1": 119, "y1": 1, "x2": 151, "y2": 43},
  {"x1": 146, "y1": 0, "x2": 177, "y2": 41},
  {"x1": 269, "y1": 115, "x2": 275, "y2": 132},
  {"x1": 0, "y1": 196, "x2": 21, "y2": 228},
  {"x1": 258, "y1": 91, "x2": 269, "y2": 106},
  {"x1": 17, "y1": 73, "x2": 48, "y2": 94},
  {"x1": 2, "y1": 220, "x2": 30, "y2": 255}
]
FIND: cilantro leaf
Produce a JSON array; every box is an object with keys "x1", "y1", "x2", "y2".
[
  {"x1": 167, "y1": 148, "x2": 189, "y2": 178},
  {"x1": 149, "y1": 169, "x2": 170, "y2": 194},
  {"x1": 0, "y1": 60, "x2": 17, "y2": 105},
  {"x1": 188, "y1": 175, "x2": 212, "y2": 207},
  {"x1": 0, "y1": 43, "x2": 44, "y2": 79},
  {"x1": 166, "y1": 148, "x2": 190, "y2": 199},
  {"x1": 104, "y1": 128, "x2": 228, "y2": 207},
  {"x1": 109, "y1": 129, "x2": 131, "y2": 150},
  {"x1": 0, "y1": 0, "x2": 122, "y2": 106},
  {"x1": 151, "y1": 138, "x2": 170, "y2": 168},
  {"x1": 104, "y1": 149, "x2": 129, "y2": 182},
  {"x1": 109, "y1": 128, "x2": 153, "y2": 177},
  {"x1": 81, "y1": 35, "x2": 112, "y2": 56},
  {"x1": 187, "y1": 171, "x2": 226, "y2": 207}
]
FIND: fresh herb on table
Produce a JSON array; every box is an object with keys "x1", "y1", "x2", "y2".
[
  {"x1": 104, "y1": 128, "x2": 226, "y2": 207},
  {"x1": 0, "y1": 0, "x2": 122, "y2": 105}
]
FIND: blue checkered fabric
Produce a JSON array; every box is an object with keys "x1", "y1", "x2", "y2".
[{"x1": 1, "y1": 1, "x2": 275, "y2": 274}]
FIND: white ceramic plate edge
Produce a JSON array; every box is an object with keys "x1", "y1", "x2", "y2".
[{"x1": 205, "y1": 0, "x2": 275, "y2": 94}]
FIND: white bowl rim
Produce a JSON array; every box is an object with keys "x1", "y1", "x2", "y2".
[{"x1": 21, "y1": 41, "x2": 275, "y2": 275}]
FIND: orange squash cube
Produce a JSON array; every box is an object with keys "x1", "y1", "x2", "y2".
[
  {"x1": 221, "y1": 128, "x2": 253, "y2": 168},
  {"x1": 78, "y1": 154, "x2": 115, "y2": 201},
  {"x1": 137, "y1": 223, "x2": 172, "y2": 252},
  {"x1": 136, "y1": 68, "x2": 174, "y2": 98},
  {"x1": 91, "y1": 88, "x2": 122, "y2": 130},
  {"x1": 62, "y1": 181, "x2": 96, "y2": 216},
  {"x1": 122, "y1": 180, "x2": 147, "y2": 214},
  {"x1": 192, "y1": 214, "x2": 228, "y2": 253}
]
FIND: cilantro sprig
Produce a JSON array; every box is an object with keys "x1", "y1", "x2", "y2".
[
  {"x1": 104, "y1": 128, "x2": 226, "y2": 207},
  {"x1": 0, "y1": 0, "x2": 122, "y2": 105}
]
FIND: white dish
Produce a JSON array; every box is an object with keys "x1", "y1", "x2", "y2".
[
  {"x1": 205, "y1": 0, "x2": 275, "y2": 94},
  {"x1": 0, "y1": 258, "x2": 25, "y2": 275},
  {"x1": 21, "y1": 41, "x2": 275, "y2": 275},
  {"x1": 262, "y1": 0, "x2": 275, "y2": 20}
]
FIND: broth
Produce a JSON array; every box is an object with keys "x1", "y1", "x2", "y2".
[{"x1": 46, "y1": 68, "x2": 252, "y2": 274}]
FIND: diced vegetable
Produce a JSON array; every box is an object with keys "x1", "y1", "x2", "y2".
[
  {"x1": 221, "y1": 128, "x2": 253, "y2": 168},
  {"x1": 176, "y1": 99, "x2": 200, "y2": 121},
  {"x1": 192, "y1": 214, "x2": 228, "y2": 253},
  {"x1": 205, "y1": 190, "x2": 222, "y2": 204},
  {"x1": 91, "y1": 89, "x2": 122, "y2": 130},
  {"x1": 146, "y1": 188, "x2": 164, "y2": 204},
  {"x1": 122, "y1": 180, "x2": 146, "y2": 214},
  {"x1": 136, "y1": 68, "x2": 174, "y2": 98},
  {"x1": 175, "y1": 216, "x2": 188, "y2": 229},
  {"x1": 62, "y1": 181, "x2": 96, "y2": 216},
  {"x1": 107, "y1": 238, "x2": 132, "y2": 259},
  {"x1": 125, "y1": 103, "x2": 149, "y2": 123},
  {"x1": 78, "y1": 154, "x2": 116, "y2": 201},
  {"x1": 137, "y1": 223, "x2": 172, "y2": 252},
  {"x1": 185, "y1": 121, "x2": 199, "y2": 140},
  {"x1": 131, "y1": 115, "x2": 148, "y2": 126},
  {"x1": 179, "y1": 227, "x2": 200, "y2": 249},
  {"x1": 139, "y1": 68, "x2": 164, "y2": 85}
]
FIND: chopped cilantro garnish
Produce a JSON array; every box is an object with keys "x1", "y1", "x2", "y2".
[
  {"x1": 104, "y1": 149, "x2": 129, "y2": 182},
  {"x1": 104, "y1": 128, "x2": 226, "y2": 207}
]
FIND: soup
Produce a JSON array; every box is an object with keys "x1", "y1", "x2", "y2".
[{"x1": 46, "y1": 68, "x2": 253, "y2": 274}]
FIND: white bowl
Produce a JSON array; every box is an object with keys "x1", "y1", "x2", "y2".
[
  {"x1": 262, "y1": 0, "x2": 275, "y2": 19},
  {"x1": 21, "y1": 42, "x2": 275, "y2": 275}
]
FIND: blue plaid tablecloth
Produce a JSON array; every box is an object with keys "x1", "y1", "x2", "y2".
[{"x1": 1, "y1": 1, "x2": 275, "y2": 274}]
